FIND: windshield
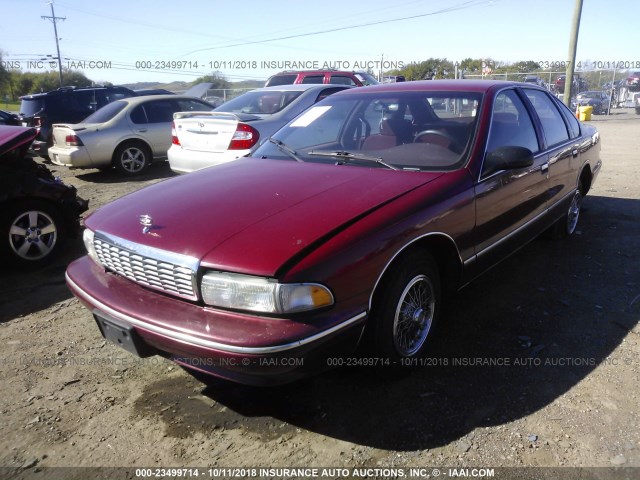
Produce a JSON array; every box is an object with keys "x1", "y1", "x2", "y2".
[
  {"x1": 215, "y1": 90, "x2": 303, "y2": 115},
  {"x1": 82, "y1": 100, "x2": 128, "y2": 124},
  {"x1": 253, "y1": 91, "x2": 482, "y2": 171}
]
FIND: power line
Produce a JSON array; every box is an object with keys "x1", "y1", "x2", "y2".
[
  {"x1": 41, "y1": 1, "x2": 66, "y2": 87},
  {"x1": 179, "y1": 0, "x2": 491, "y2": 57}
]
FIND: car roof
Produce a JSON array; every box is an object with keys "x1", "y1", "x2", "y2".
[
  {"x1": 116, "y1": 94, "x2": 214, "y2": 106},
  {"x1": 271, "y1": 70, "x2": 367, "y2": 75},
  {"x1": 247, "y1": 84, "x2": 353, "y2": 93},
  {"x1": 338, "y1": 79, "x2": 537, "y2": 95},
  {"x1": 20, "y1": 85, "x2": 132, "y2": 100}
]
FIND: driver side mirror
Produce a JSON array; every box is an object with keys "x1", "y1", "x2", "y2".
[{"x1": 484, "y1": 146, "x2": 534, "y2": 176}]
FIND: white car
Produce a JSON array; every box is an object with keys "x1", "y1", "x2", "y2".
[
  {"x1": 167, "y1": 84, "x2": 351, "y2": 174},
  {"x1": 48, "y1": 95, "x2": 214, "y2": 175}
]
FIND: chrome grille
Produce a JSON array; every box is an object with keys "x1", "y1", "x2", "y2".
[{"x1": 94, "y1": 232, "x2": 199, "y2": 301}]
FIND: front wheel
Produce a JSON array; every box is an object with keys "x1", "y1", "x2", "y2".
[
  {"x1": 1, "y1": 200, "x2": 62, "y2": 267},
  {"x1": 368, "y1": 251, "x2": 441, "y2": 360},
  {"x1": 113, "y1": 142, "x2": 151, "y2": 176}
]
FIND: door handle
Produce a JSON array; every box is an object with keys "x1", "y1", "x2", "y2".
[
  {"x1": 136, "y1": 129, "x2": 148, "y2": 133},
  {"x1": 541, "y1": 162, "x2": 549, "y2": 174},
  {"x1": 572, "y1": 145, "x2": 579, "y2": 157}
]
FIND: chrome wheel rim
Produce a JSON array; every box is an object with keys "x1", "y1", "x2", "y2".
[
  {"x1": 393, "y1": 275, "x2": 435, "y2": 356},
  {"x1": 9, "y1": 210, "x2": 57, "y2": 261},
  {"x1": 567, "y1": 190, "x2": 582, "y2": 234},
  {"x1": 120, "y1": 147, "x2": 146, "y2": 173}
]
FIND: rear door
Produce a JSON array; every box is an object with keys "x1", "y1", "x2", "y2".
[
  {"x1": 129, "y1": 99, "x2": 176, "y2": 156},
  {"x1": 521, "y1": 88, "x2": 582, "y2": 221}
]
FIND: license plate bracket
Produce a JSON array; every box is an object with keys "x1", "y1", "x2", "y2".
[{"x1": 93, "y1": 310, "x2": 156, "y2": 358}]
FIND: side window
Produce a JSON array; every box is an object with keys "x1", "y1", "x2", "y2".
[
  {"x1": 523, "y1": 89, "x2": 570, "y2": 147},
  {"x1": 300, "y1": 75, "x2": 324, "y2": 84},
  {"x1": 329, "y1": 75, "x2": 357, "y2": 86},
  {"x1": 553, "y1": 96, "x2": 581, "y2": 139},
  {"x1": 129, "y1": 105, "x2": 147, "y2": 124},
  {"x1": 70, "y1": 91, "x2": 98, "y2": 113},
  {"x1": 486, "y1": 90, "x2": 539, "y2": 156},
  {"x1": 144, "y1": 100, "x2": 177, "y2": 123}
]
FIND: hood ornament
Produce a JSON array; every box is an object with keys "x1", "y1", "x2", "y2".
[{"x1": 139, "y1": 214, "x2": 153, "y2": 234}]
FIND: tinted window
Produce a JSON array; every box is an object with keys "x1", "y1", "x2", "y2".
[
  {"x1": 144, "y1": 100, "x2": 177, "y2": 123},
  {"x1": 553, "y1": 96, "x2": 580, "y2": 139},
  {"x1": 19, "y1": 98, "x2": 45, "y2": 116},
  {"x1": 300, "y1": 75, "x2": 324, "y2": 84},
  {"x1": 265, "y1": 74, "x2": 297, "y2": 87},
  {"x1": 329, "y1": 75, "x2": 357, "y2": 86},
  {"x1": 177, "y1": 99, "x2": 213, "y2": 111},
  {"x1": 70, "y1": 90, "x2": 99, "y2": 114},
  {"x1": 83, "y1": 100, "x2": 127, "y2": 124},
  {"x1": 523, "y1": 89, "x2": 570, "y2": 147},
  {"x1": 485, "y1": 90, "x2": 539, "y2": 172},
  {"x1": 129, "y1": 105, "x2": 147, "y2": 124}
]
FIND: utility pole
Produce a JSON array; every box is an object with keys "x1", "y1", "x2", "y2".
[
  {"x1": 41, "y1": 1, "x2": 66, "y2": 87},
  {"x1": 563, "y1": 0, "x2": 583, "y2": 108}
]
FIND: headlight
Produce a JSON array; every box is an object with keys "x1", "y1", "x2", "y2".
[
  {"x1": 201, "y1": 271, "x2": 334, "y2": 314},
  {"x1": 82, "y1": 228, "x2": 100, "y2": 265}
]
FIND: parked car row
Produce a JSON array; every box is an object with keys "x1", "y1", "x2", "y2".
[{"x1": 64, "y1": 80, "x2": 602, "y2": 385}]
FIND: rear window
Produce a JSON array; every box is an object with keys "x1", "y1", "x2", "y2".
[
  {"x1": 83, "y1": 100, "x2": 128, "y2": 124},
  {"x1": 19, "y1": 98, "x2": 45, "y2": 117},
  {"x1": 216, "y1": 90, "x2": 303, "y2": 114},
  {"x1": 265, "y1": 74, "x2": 297, "y2": 87}
]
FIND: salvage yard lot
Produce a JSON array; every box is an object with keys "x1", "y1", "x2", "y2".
[{"x1": 0, "y1": 110, "x2": 639, "y2": 476}]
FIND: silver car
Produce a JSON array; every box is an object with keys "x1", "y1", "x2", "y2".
[{"x1": 48, "y1": 95, "x2": 214, "y2": 175}]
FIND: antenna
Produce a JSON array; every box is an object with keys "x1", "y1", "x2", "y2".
[{"x1": 41, "y1": 1, "x2": 66, "y2": 87}]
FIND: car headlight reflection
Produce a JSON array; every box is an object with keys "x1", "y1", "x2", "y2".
[
  {"x1": 82, "y1": 228, "x2": 100, "y2": 265},
  {"x1": 201, "y1": 271, "x2": 333, "y2": 314}
]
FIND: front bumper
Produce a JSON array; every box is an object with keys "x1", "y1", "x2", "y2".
[{"x1": 66, "y1": 256, "x2": 366, "y2": 385}]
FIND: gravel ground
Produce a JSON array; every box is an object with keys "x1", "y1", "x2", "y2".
[{"x1": 0, "y1": 109, "x2": 638, "y2": 480}]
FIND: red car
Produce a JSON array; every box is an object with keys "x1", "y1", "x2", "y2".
[{"x1": 66, "y1": 80, "x2": 602, "y2": 385}]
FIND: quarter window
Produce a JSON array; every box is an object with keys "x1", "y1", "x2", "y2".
[{"x1": 523, "y1": 89, "x2": 570, "y2": 147}]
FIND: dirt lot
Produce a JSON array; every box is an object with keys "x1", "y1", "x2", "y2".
[{"x1": 1, "y1": 110, "x2": 639, "y2": 480}]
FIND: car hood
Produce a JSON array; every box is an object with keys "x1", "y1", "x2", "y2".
[
  {"x1": 85, "y1": 158, "x2": 442, "y2": 276},
  {"x1": 0, "y1": 126, "x2": 38, "y2": 157}
]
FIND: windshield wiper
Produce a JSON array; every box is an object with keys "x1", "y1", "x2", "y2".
[
  {"x1": 268, "y1": 138, "x2": 304, "y2": 162},
  {"x1": 307, "y1": 150, "x2": 397, "y2": 170}
]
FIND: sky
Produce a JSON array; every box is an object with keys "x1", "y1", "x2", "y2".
[{"x1": 1, "y1": 0, "x2": 639, "y2": 86}]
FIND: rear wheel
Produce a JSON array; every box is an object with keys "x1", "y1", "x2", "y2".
[
  {"x1": 551, "y1": 182, "x2": 583, "y2": 238},
  {"x1": 113, "y1": 142, "x2": 151, "y2": 176},
  {"x1": 368, "y1": 251, "x2": 441, "y2": 361},
  {"x1": 1, "y1": 200, "x2": 62, "y2": 267}
]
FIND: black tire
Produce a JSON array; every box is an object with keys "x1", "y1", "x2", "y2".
[
  {"x1": 1, "y1": 199, "x2": 62, "y2": 267},
  {"x1": 112, "y1": 142, "x2": 151, "y2": 176},
  {"x1": 368, "y1": 251, "x2": 442, "y2": 361},
  {"x1": 550, "y1": 182, "x2": 583, "y2": 239}
]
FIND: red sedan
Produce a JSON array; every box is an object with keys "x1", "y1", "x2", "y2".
[{"x1": 66, "y1": 80, "x2": 602, "y2": 385}]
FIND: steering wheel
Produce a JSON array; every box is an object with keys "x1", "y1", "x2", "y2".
[{"x1": 414, "y1": 129, "x2": 462, "y2": 153}]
